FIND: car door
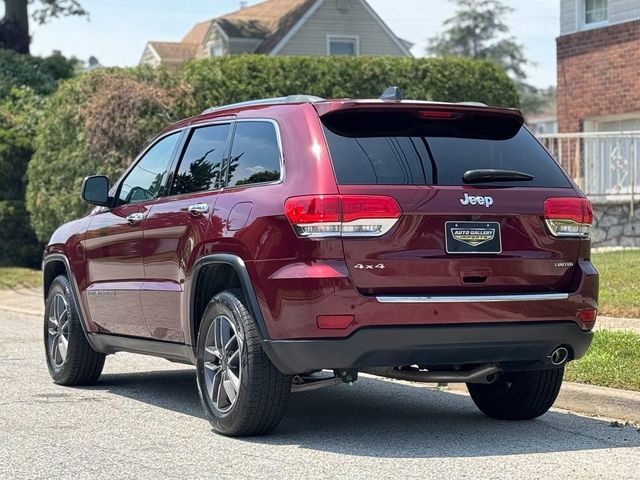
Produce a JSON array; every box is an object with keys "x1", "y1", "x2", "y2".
[
  {"x1": 141, "y1": 121, "x2": 232, "y2": 342},
  {"x1": 83, "y1": 131, "x2": 182, "y2": 337}
]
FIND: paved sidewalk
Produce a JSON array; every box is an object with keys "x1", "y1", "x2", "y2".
[
  {"x1": 0, "y1": 287, "x2": 42, "y2": 316},
  {"x1": 596, "y1": 316, "x2": 640, "y2": 333},
  {"x1": 1, "y1": 287, "x2": 639, "y2": 334}
]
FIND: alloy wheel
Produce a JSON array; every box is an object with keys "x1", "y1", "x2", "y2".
[
  {"x1": 47, "y1": 293, "x2": 70, "y2": 368},
  {"x1": 203, "y1": 314, "x2": 243, "y2": 413}
]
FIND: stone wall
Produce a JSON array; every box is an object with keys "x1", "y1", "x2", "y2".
[{"x1": 592, "y1": 201, "x2": 640, "y2": 247}]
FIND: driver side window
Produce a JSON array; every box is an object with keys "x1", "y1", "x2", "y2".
[{"x1": 117, "y1": 132, "x2": 180, "y2": 205}]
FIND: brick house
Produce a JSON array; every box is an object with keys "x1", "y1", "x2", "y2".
[
  {"x1": 140, "y1": 0, "x2": 412, "y2": 68},
  {"x1": 557, "y1": 0, "x2": 640, "y2": 133}
]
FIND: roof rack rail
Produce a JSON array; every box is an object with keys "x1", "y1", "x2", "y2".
[
  {"x1": 202, "y1": 95, "x2": 325, "y2": 114},
  {"x1": 455, "y1": 101, "x2": 488, "y2": 107}
]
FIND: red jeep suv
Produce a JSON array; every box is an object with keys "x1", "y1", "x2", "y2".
[{"x1": 43, "y1": 89, "x2": 598, "y2": 436}]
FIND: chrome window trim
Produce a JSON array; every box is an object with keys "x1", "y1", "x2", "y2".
[{"x1": 375, "y1": 293, "x2": 570, "y2": 304}]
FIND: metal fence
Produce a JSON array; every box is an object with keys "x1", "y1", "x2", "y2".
[{"x1": 536, "y1": 131, "x2": 640, "y2": 204}]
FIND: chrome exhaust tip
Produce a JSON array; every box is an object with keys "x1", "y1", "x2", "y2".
[{"x1": 549, "y1": 346, "x2": 569, "y2": 366}]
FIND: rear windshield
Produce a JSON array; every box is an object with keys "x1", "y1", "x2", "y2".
[{"x1": 322, "y1": 111, "x2": 570, "y2": 188}]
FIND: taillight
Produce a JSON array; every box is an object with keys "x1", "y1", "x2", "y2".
[
  {"x1": 543, "y1": 197, "x2": 592, "y2": 238},
  {"x1": 284, "y1": 195, "x2": 401, "y2": 238},
  {"x1": 417, "y1": 110, "x2": 461, "y2": 119}
]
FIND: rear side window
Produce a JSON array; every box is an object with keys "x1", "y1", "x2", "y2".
[
  {"x1": 227, "y1": 121, "x2": 281, "y2": 187},
  {"x1": 323, "y1": 111, "x2": 570, "y2": 188},
  {"x1": 172, "y1": 124, "x2": 230, "y2": 195}
]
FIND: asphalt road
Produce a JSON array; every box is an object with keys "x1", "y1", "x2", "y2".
[{"x1": 1, "y1": 309, "x2": 640, "y2": 480}]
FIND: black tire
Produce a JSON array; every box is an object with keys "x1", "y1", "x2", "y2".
[
  {"x1": 467, "y1": 367, "x2": 564, "y2": 420},
  {"x1": 44, "y1": 275, "x2": 106, "y2": 385},
  {"x1": 196, "y1": 289, "x2": 291, "y2": 437}
]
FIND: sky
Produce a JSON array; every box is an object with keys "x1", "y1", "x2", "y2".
[{"x1": 3, "y1": 0, "x2": 560, "y2": 88}]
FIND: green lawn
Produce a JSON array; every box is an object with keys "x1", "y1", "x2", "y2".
[
  {"x1": 592, "y1": 250, "x2": 640, "y2": 318},
  {"x1": 0, "y1": 267, "x2": 41, "y2": 290},
  {"x1": 566, "y1": 330, "x2": 640, "y2": 392}
]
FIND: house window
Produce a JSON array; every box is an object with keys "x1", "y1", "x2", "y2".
[
  {"x1": 210, "y1": 43, "x2": 224, "y2": 57},
  {"x1": 584, "y1": 0, "x2": 607, "y2": 25},
  {"x1": 327, "y1": 35, "x2": 359, "y2": 56}
]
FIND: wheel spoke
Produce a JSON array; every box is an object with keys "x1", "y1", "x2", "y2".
[
  {"x1": 224, "y1": 334, "x2": 237, "y2": 353},
  {"x1": 226, "y1": 367, "x2": 240, "y2": 393},
  {"x1": 216, "y1": 372, "x2": 229, "y2": 408},
  {"x1": 223, "y1": 375, "x2": 237, "y2": 403},
  {"x1": 214, "y1": 318, "x2": 223, "y2": 351},
  {"x1": 227, "y1": 349, "x2": 239, "y2": 366},
  {"x1": 49, "y1": 334, "x2": 59, "y2": 362},
  {"x1": 207, "y1": 368, "x2": 221, "y2": 402},
  {"x1": 204, "y1": 361, "x2": 221, "y2": 373},
  {"x1": 57, "y1": 335, "x2": 68, "y2": 361}
]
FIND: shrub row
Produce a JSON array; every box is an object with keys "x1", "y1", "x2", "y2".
[
  {"x1": 0, "y1": 201, "x2": 42, "y2": 268},
  {"x1": 26, "y1": 55, "x2": 519, "y2": 242}
]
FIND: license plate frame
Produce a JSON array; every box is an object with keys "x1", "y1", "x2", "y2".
[{"x1": 445, "y1": 221, "x2": 502, "y2": 254}]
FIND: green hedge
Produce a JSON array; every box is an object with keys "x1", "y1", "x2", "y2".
[
  {"x1": 0, "y1": 201, "x2": 42, "y2": 268},
  {"x1": 27, "y1": 56, "x2": 519, "y2": 242},
  {"x1": 175, "y1": 55, "x2": 519, "y2": 117}
]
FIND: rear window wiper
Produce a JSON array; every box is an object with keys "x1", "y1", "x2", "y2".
[{"x1": 462, "y1": 169, "x2": 534, "y2": 184}]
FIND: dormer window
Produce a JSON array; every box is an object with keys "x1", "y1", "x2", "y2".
[{"x1": 583, "y1": 0, "x2": 607, "y2": 26}]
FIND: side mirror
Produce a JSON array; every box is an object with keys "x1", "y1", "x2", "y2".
[{"x1": 81, "y1": 175, "x2": 111, "y2": 207}]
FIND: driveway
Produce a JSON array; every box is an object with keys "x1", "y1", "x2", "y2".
[{"x1": 1, "y1": 310, "x2": 639, "y2": 479}]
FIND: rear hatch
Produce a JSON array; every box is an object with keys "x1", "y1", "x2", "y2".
[{"x1": 319, "y1": 103, "x2": 585, "y2": 295}]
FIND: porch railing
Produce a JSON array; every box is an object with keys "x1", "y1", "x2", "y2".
[{"x1": 536, "y1": 131, "x2": 640, "y2": 206}]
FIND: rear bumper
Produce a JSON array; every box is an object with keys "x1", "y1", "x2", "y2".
[
  {"x1": 249, "y1": 259, "x2": 599, "y2": 340},
  {"x1": 262, "y1": 321, "x2": 593, "y2": 375}
]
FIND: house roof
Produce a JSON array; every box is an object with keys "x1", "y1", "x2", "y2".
[
  {"x1": 181, "y1": 20, "x2": 213, "y2": 45},
  {"x1": 147, "y1": 42, "x2": 200, "y2": 64},
  {"x1": 220, "y1": 0, "x2": 314, "y2": 39},
  {"x1": 143, "y1": 0, "x2": 410, "y2": 65}
]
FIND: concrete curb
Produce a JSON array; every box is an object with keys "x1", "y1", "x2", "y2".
[{"x1": 446, "y1": 381, "x2": 640, "y2": 424}]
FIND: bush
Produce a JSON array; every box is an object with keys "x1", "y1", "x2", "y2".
[
  {"x1": 0, "y1": 201, "x2": 42, "y2": 268},
  {"x1": 26, "y1": 69, "x2": 178, "y2": 241},
  {"x1": 0, "y1": 127, "x2": 32, "y2": 201},
  {"x1": 175, "y1": 55, "x2": 519, "y2": 117},
  {"x1": 27, "y1": 56, "x2": 519, "y2": 242},
  {"x1": 0, "y1": 87, "x2": 43, "y2": 202}
]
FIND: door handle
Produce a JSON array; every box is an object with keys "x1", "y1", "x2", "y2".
[
  {"x1": 126, "y1": 212, "x2": 146, "y2": 224},
  {"x1": 187, "y1": 202, "x2": 209, "y2": 215}
]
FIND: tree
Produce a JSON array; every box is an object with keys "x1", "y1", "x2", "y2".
[
  {"x1": 427, "y1": 0, "x2": 528, "y2": 78},
  {"x1": 518, "y1": 85, "x2": 556, "y2": 117},
  {"x1": 0, "y1": 0, "x2": 87, "y2": 54}
]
